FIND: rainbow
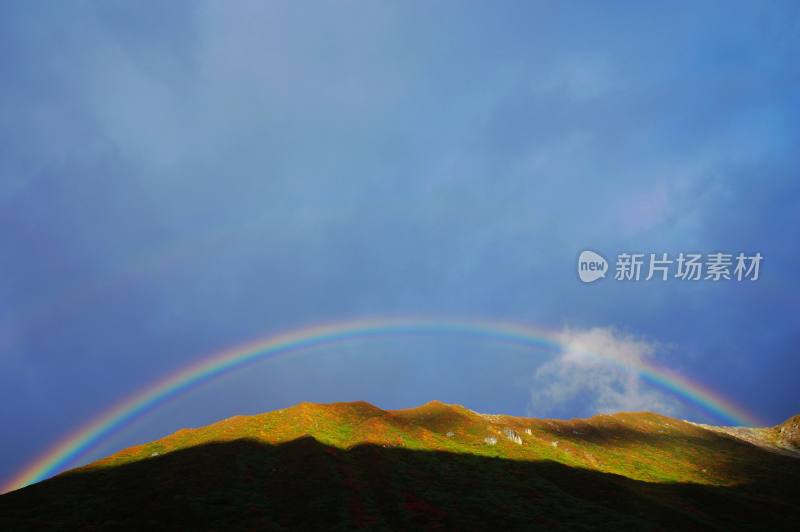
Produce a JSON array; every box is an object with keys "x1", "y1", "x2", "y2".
[{"x1": 2, "y1": 317, "x2": 765, "y2": 493}]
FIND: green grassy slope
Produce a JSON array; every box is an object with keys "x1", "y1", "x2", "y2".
[{"x1": 2, "y1": 401, "x2": 798, "y2": 530}]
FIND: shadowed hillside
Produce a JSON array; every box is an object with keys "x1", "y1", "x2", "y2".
[{"x1": 2, "y1": 401, "x2": 799, "y2": 530}]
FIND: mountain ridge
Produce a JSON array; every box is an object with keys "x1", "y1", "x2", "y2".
[
  {"x1": 2, "y1": 401, "x2": 799, "y2": 530},
  {"x1": 72, "y1": 400, "x2": 799, "y2": 486}
]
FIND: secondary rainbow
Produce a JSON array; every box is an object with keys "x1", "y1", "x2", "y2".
[{"x1": 2, "y1": 317, "x2": 765, "y2": 493}]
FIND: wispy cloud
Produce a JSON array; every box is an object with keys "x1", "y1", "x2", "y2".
[{"x1": 528, "y1": 327, "x2": 680, "y2": 418}]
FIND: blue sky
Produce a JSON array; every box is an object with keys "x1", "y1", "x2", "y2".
[{"x1": 1, "y1": 1, "x2": 799, "y2": 486}]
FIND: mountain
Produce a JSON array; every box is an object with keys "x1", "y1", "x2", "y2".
[{"x1": 2, "y1": 401, "x2": 799, "y2": 530}]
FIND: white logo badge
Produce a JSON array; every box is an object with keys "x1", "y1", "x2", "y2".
[{"x1": 578, "y1": 250, "x2": 608, "y2": 283}]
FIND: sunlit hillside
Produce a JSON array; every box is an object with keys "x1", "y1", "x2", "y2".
[{"x1": 2, "y1": 401, "x2": 798, "y2": 530}]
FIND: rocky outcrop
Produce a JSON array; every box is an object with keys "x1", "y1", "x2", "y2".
[
  {"x1": 777, "y1": 415, "x2": 800, "y2": 450},
  {"x1": 502, "y1": 427, "x2": 523, "y2": 445}
]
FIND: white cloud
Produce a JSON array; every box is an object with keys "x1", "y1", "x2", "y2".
[{"x1": 528, "y1": 327, "x2": 680, "y2": 418}]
